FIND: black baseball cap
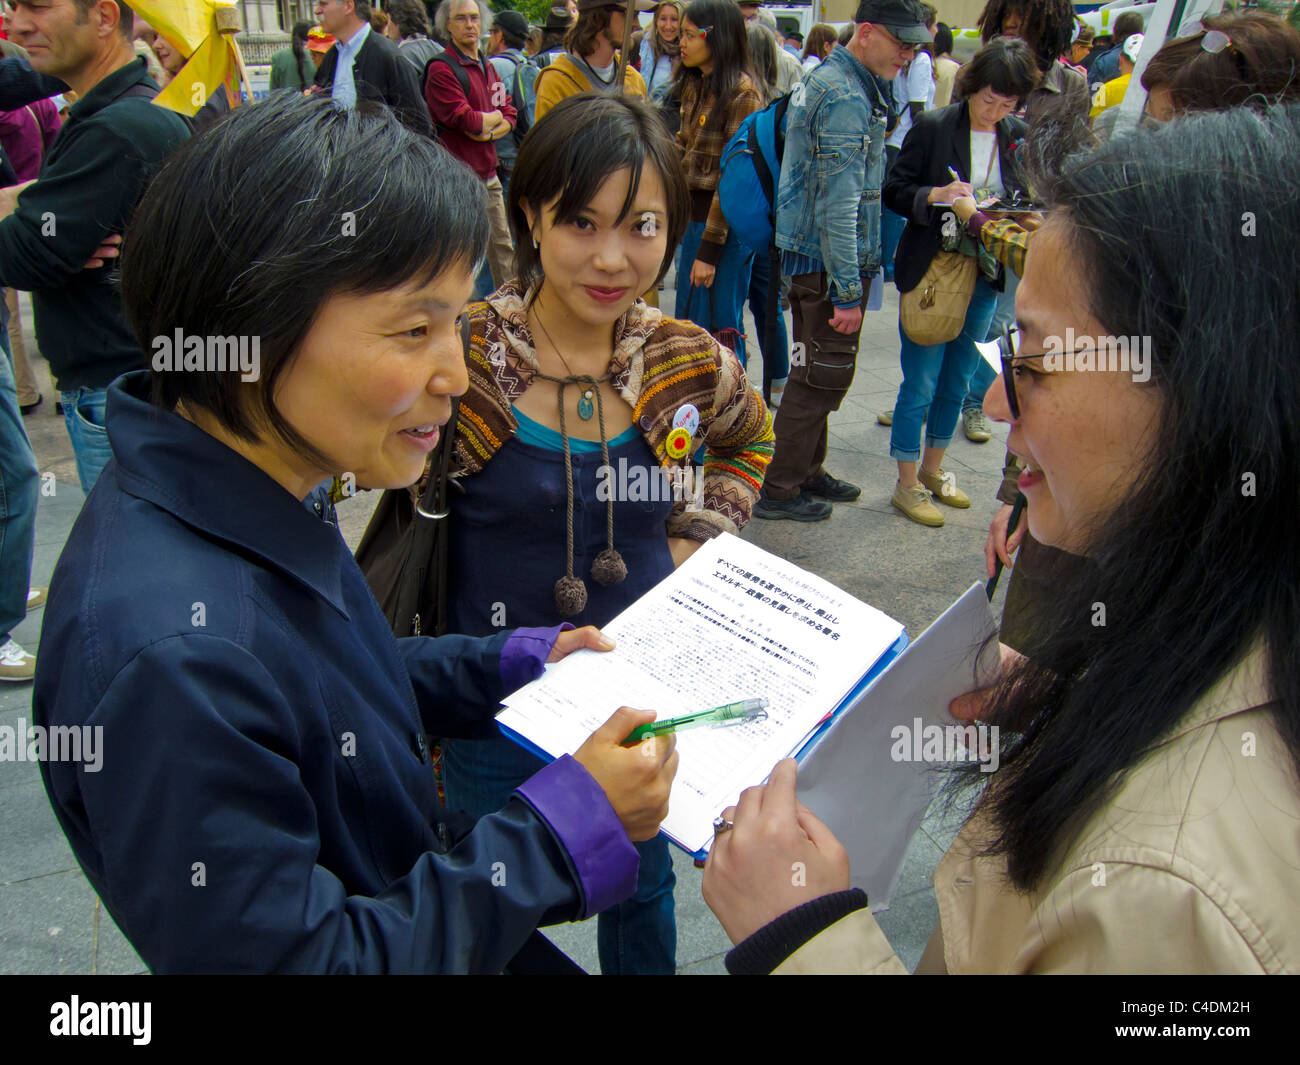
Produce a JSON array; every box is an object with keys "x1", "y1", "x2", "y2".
[
  {"x1": 855, "y1": 0, "x2": 933, "y2": 45},
  {"x1": 493, "y1": 10, "x2": 529, "y2": 40}
]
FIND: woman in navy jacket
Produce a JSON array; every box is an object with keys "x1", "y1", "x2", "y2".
[
  {"x1": 882, "y1": 39, "x2": 1034, "y2": 528},
  {"x1": 31, "y1": 94, "x2": 678, "y2": 974}
]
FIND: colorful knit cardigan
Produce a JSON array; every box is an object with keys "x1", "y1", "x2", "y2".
[{"x1": 449, "y1": 283, "x2": 774, "y2": 543}]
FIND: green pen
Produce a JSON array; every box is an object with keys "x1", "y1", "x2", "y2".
[{"x1": 621, "y1": 698, "x2": 769, "y2": 747}]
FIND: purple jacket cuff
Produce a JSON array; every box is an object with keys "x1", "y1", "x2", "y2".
[
  {"x1": 967, "y1": 210, "x2": 991, "y2": 239},
  {"x1": 499, "y1": 624, "x2": 573, "y2": 695},
  {"x1": 515, "y1": 754, "x2": 640, "y2": 918}
]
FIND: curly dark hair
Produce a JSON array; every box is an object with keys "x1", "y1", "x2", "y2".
[{"x1": 977, "y1": 0, "x2": 1076, "y2": 72}]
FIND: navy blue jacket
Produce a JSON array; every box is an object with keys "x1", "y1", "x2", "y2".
[{"x1": 33, "y1": 371, "x2": 638, "y2": 973}]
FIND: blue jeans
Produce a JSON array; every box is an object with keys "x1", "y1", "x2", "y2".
[
  {"x1": 675, "y1": 220, "x2": 754, "y2": 367},
  {"x1": 441, "y1": 733, "x2": 678, "y2": 975},
  {"x1": 881, "y1": 145, "x2": 906, "y2": 281},
  {"x1": 473, "y1": 260, "x2": 494, "y2": 300},
  {"x1": 0, "y1": 316, "x2": 38, "y2": 643},
  {"x1": 964, "y1": 269, "x2": 1019, "y2": 411},
  {"x1": 747, "y1": 248, "x2": 789, "y2": 388},
  {"x1": 890, "y1": 276, "x2": 998, "y2": 461},
  {"x1": 964, "y1": 356, "x2": 997, "y2": 414},
  {"x1": 60, "y1": 386, "x2": 113, "y2": 495}
]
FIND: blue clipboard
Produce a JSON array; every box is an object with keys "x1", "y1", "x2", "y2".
[{"x1": 496, "y1": 629, "x2": 911, "y2": 861}]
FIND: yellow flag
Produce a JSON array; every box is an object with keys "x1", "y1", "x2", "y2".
[{"x1": 131, "y1": 0, "x2": 249, "y2": 116}]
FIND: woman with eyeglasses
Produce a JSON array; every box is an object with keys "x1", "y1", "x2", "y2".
[
  {"x1": 673, "y1": 0, "x2": 762, "y2": 364},
  {"x1": 704, "y1": 101, "x2": 1300, "y2": 975},
  {"x1": 882, "y1": 38, "x2": 1037, "y2": 528}
]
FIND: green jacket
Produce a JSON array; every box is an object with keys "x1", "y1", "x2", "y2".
[
  {"x1": 270, "y1": 47, "x2": 315, "y2": 92},
  {"x1": 0, "y1": 57, "x2": 190, "y2": 390}
]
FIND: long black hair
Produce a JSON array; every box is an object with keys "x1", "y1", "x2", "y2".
[
  {"x1": 948, "y1": 102, "x2": 1300, "y2": 891},
  {"x1": 291, "y1": 19, "x2": 313, "y2": 89},
  {"x1": 674, "y1": 0, "x2": 750, "y2": 134}
]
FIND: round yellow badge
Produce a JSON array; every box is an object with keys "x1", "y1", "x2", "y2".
[{"x1": 665, "y1": 427, "x2": 692, "y2": 459}]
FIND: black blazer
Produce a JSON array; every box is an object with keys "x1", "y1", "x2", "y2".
[
  {"x1": 315, "y1": 30, "x2": 432, "y2": 137},
  {"x1": 884, "y1": 101, "x2": 1028, "y2": 294}
]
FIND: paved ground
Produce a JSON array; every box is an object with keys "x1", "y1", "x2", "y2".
[{"x1": 0, "y1": 270, "x2": 1011, "y2": 974}]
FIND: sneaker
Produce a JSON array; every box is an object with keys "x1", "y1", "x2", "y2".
[
  {"x1": 962, "y1": 407, "x2": 992, "y2": 443},
  {"x1": 19, "y1": 396, "x2": 42, "y2": 416},
  {"x1": 877, "y1": 410, "x2": 893, "y2": 426},
  {"x1": 891, "y1": 481, "x2": 944, "y2": 527},
  {"x1": 0, "y1": 638, "x2": 35, "y2": 681},
  {"x1": 753, "y1": 489, "x2": 832, "y2": 522},
  {"x1": 804, "y1": 472, "x2": 861, "y2": 502},
  {"x1": 26, "y1": 587, "x2": 46, "y2": 613},
  {"x1": 918, "y1": 467, "x2": 971, "y2": 508}
]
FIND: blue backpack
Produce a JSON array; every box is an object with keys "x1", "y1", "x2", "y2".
[{"x1": 718, "y1": 92, "x2": 793, "y2": 253}]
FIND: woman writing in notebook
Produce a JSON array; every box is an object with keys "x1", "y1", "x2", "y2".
[{"x1": 437, "y1": 93, "x2": 773, "y2": 975}]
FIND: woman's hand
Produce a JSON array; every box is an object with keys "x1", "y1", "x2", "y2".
[
  {"x1": 928, "y1": 179, "x2": 973, "y2": 205},
  {"x1": 690, "y1": 259, "x2": 716, "y2": 288},
  {"x1": 951, "y1": 194, "x2": 979, "y2": 223},
  {"x1": 574, "y1": 707, "x2": 678, "y2": 841},
  {"x1": 668, "y1": 536, "x2": 703, "y2": 568},
  {"x1": 703, "y1": 759, "x2": 850, "y2": 945},
  {"x1": 984, "y1": 502, "x2": 1026, "y2": 579},
  {"x1": 546, "y1": 625, "x2": 616, "y2": 663}
]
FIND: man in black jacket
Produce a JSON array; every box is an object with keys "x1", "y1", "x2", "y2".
[
  {"x1": 312, "y1": 0, "x2": 432, "y2": 136},
  {"x1": 0, "y1": 0, "x2": 189, "y2": 496}
]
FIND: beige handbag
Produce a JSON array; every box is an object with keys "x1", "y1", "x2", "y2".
[{"x1": 900, "y1": 251, "x2": 978, "y2": 346}]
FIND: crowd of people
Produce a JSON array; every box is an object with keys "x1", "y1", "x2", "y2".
[{"x1": 0, "y1": 0, "x2": 1297, "y2": 975}]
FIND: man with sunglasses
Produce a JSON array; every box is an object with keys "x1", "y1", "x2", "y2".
[{"x1": 756, "y1": 0, "x2": 933, "y2": 522}]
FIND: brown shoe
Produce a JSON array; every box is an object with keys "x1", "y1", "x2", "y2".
[
  {"x1": 891, "y1": 481, "x2": 944, "y2": 527},
  {"x1": 918, "y1": 467, "x2": 970, "y2": 508}
]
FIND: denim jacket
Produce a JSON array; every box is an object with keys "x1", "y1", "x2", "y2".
[{"x1": 775, "y1": 45, "x2": 890, "y2": 308}]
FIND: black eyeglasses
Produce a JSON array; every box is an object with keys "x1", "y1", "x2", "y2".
[{"x1": 1000, "y1": 328, "x2": 1043, "y2": 420}]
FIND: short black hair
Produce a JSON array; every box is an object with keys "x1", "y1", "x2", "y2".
[
  {"x1": 508, "y1": 93, "x2": 690, "y2": 297},
  {"x1": 119, "y1": 93, "x2": 487, "y2": 465},
  {"x1": 70, "y1": 0, "x2": 134, "y2": 40},
  {"x1": 933, "y1": 21, "x2": 953, "y2": 56},
  {"x1": 1112, "y1": 10, "x2": 1143, "y2": 42},
  {"x1": 957, "y1": 36, "x2": 1040, "y2": 105}
]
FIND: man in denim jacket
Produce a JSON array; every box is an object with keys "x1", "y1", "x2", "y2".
[{"x1": 756, "y1": 0, "x2": 931, "y2": 522}]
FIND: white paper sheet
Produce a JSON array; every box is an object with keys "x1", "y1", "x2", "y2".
[
  {"x1": 796, "y1": 582, "x2": 1000, "y2": 909},
  {"x1": 498, "y1": 533, "x2": 905, "y2": 854}
]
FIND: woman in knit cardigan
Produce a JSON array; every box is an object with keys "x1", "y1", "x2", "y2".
[
  {"x1": 437, "y1": 94, "x2": 774, "y2": 975},
  {"x1": 672, "y1": 0, "x2": 762, "y2": 366}
]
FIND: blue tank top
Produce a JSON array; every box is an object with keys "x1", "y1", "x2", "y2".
[{"x1": 447, "y1": 420, "x2": 677, "y2": 637}]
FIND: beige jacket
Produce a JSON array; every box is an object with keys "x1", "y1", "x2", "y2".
[{"x1": 776, "y1": 644, "x2": 1299, "y2": 974}]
